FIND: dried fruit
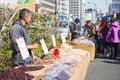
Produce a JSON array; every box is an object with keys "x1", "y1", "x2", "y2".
[{"x1": 0, "y1": 66, "x2": 44, "y2": 80}]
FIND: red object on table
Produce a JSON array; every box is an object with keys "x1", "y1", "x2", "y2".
[
  {"x1": 53, "y1": 46, "x2": 61, "y2": 57},
  {"x1": 54, "y1": 48, "x2": 59, "y2": 57}
]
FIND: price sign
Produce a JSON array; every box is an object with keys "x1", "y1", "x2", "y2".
[
  {"x1": 51, "y1": 35, "x2": 56, "y2": 47},
  {"x1": 60, "y1": 33, "x2": 66, "y2": 44},
  {"x1": 40, "y1": 39, "x2": 49, "y2": 54},
  {"x1": 16, "y1": 37, "x2": 30, "y2": 60}
]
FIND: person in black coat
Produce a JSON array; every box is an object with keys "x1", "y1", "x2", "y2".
[{"x1": 69, "y1": 18, "x2": 81, "y2": 41}]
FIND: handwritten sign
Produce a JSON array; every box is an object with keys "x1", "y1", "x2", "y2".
[
  {"x1": 51, "y1": 35, "x2": 56, "y2": 47},
  {"x1": 61, "y1": 33, "x2": 66, "y2": 44},
  {"x1": 16, "y1": 37, "x2": 30, "y2": 60},
  {"x1": 40, "y1": 39, "x2": 49, "y2": 54}
]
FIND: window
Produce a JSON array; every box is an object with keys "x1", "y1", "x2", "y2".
[
  {"x1": 44, "y1": 0, "x2": 55, "y2": 4},
  {"x1": 42, "y1": 3, "x2": 55, "y2": 9}
]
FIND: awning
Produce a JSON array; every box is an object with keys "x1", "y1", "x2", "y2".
[{"x1": 102, "y1": 14, "x2": 114, "y2": 19}]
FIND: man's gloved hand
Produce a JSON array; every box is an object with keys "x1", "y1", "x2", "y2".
[{"x1": 24, "y1": 57, "x2": 30, "y2": 65}]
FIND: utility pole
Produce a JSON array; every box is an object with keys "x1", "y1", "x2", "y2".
[
  {"x1": 2, "y1": 0, "x2": 4, "y2": 25},
  {"x1": 55, "y1": 0, "x2": 58, "y2": 28},
  {"x1": 80, "y1": 0, "x2": 82, "y2": 26}
]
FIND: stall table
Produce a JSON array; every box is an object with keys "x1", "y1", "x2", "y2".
[{"x1": 71, "y1": 40, "x2": 95, "y2": 61}]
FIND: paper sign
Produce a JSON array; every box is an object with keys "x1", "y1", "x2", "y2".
[
  {"x1": 40, "y1": 39, "x2": 49, "y2": 54},
  {"x1": 16, "y1": 37, "x2": 30, "y2": 60},
  {"x1": 61, "y1": 33, "x2": 66, "y2": 43},
  {"x1": 51, "y1": 35, "x2": 56, "y2": 47}
]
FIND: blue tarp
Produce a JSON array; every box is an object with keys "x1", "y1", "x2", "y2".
[{"x1": 102, "y1": 14, "x2": 114, "y2": 19}]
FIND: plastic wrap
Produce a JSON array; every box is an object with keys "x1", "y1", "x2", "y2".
[
  {"x1": 42, "y1": 64, "x2": 73, "y2": 80},
  {"x1": 42, "y1": 53, "x2": 82, "y2": 80}
]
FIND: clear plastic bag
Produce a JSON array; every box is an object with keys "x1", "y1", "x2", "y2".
[{"x1": 42, "y1": 64, "x2": 71, "y2": 80}]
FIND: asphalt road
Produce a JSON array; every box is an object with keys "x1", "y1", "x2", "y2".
[{"x1": 85, "y1": 54, "x2": 120, "y2": 80}]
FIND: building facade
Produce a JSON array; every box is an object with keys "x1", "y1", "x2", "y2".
[
  {"x1": 59, "y1": 0, "x2": 69, "y2": 20},
  {"x1": 69, "y1": 0, "x2": 85, "y2": 19},
  {"x1": 0, "y1": 0, "x2": 17, "y2": 9},
  {"x1": 41, "y1": 0, "x2": 55, "y2": 14},
  {"x1": 84, "y1": 2, "x2": 97, "y2": 23}
]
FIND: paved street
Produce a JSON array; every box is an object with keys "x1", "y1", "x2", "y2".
[{"x1": 85, "y1": 54, "x2": 120, "y2": 80}]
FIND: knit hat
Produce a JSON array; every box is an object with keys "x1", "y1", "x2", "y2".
[{"x1": 74, "y1": 18, "x2": 80, "y2": 23}]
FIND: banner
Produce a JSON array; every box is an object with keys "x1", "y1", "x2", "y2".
[
  {"x1": 110, "y1": 0, "x2": 120, "y2": 13},
  {"x1": 110, "y1": 4, "x2": 120, "y2": 13},
  {"x1": 18, "y1": 0, "x2": 30, "y2": 4},
  {"x1": 19, "y1": 0, "x2": 35, "y2": 8}
]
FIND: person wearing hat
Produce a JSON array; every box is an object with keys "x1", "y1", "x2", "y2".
[{"x1": 69, "y1": 18, "x2": 81, "y2": 40}]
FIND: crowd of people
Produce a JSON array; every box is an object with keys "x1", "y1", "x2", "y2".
[
  {"x1": 69, "y1": 17, "x2": 120, "y2": 59},
  {"x1": 9, "y1": 8, "x2": 120, "y2": 67}
]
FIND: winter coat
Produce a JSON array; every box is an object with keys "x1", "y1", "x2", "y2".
[
  {"x1": 9, "y1": 19, "x2": 31, "y2": 65},
  {"x1": 99, "y1": 23, "x2": 105, "y2": 35},
  {"x1": 106, "y1": 21, "x2": 120, "y2": 43},
  {"x1": 69, "y1": 22, "x2": 81, "y2": 40}
]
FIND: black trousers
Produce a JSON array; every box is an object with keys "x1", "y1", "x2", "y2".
[{"x1": 110, "y1": 43, "x2": 119, "y2": 59}]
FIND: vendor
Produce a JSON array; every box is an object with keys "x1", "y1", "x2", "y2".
[
  {"x1": 9, "y1": 8, "x2": 39, "y2": 67},
  {"x1": 85, "y1": 20, "x2": 93, "y2": 37},
  {"x1": 70, "y1": 18, "x2": 81, "y2": 41}
]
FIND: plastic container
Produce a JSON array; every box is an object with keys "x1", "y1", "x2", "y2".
[
  {"x1": 53, "y1": 46, "x2": 61, "y2": 57},
  {"x1": 54, "y1": 48, "x2": 59, "y2": 57}
]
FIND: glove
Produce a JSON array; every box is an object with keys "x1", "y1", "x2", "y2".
[{"x1": 24, "y1": 57, "x2": 30, "y2": 65}]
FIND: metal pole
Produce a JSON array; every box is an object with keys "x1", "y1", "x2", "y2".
[
  {"x1": 55, "y1": 0, "x2": 58, "y2": 28},
  {"x1": 2, "y1": 0, "x2": 4, "y2": 24},
  {"x1": 80, "y1": 0, "x2": 82, "y2": 26}
]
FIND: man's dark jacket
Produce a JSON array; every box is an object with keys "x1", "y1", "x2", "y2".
[{"x1": 9, "y1": 19, "x2": 31, "y2": 66}]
